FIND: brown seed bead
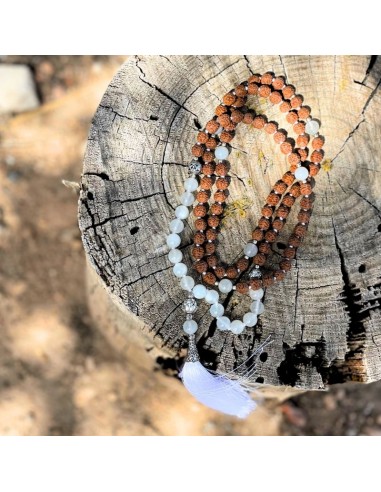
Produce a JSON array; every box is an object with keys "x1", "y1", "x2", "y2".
[
  {"x1": 249, "y1": 278, "x2": 262, "y2": 290},
  {"x1": 258, "y1": 85, "x2": 271, "y2": 98},
  {"x1": 276, "y1": 204, "x2": 290, "y2": 219},
  {"x1": 200, "y1": 176, "x2": 214, "y2": 190},
  {"x1": 205, "y1": 242, "x2": 216, "y2": 255},
  {"x1": 201, "y1": 162, "x2": 215, "y2": 175},
  {"x1": 236, "y1": 282, "x2": 249, "y2": 294},
  {"x1": 282, "y1": 194, "x2": 295, "y2": 207},
  {"x1": 247, "y1": 83, "x2": 259, "y2": 95},
  {"x1": 312, "y1": 136, "x2": 325, "y2": 149},
  {"x1": 290, "y1": 164, "x2": 298, "y2": 173},
  {"x1": 267, "y1": 193, "x2": 281, "y2": 206},
  {"x1": 261, "y1": 205, "x2": 274, "y2": 218},
  {"x1": 300, "y1": 182, "x2": 312, "y2": 195},
  {"x1": 197, "y1": 132, "x2": 209, "y2": 144},
  {"x1": 262, "y1": 272, "x2": 274, "y2": 287},
  {"x1": 280, "y1": 259, "x2": 292, "y2": 271},
  {"x1": 235, "y1": 84, "x2": 247, "y2": 97},
  {"x1": 194, "y1": 204, "x2": 207, "y2": 217},
  {"x1": 207, "y1": 255, "x2": 218, "y2": 267},
  {"x1": 216, "y1": 177, "x2": 229, "y2": 190},
  {"x1": 203, "y1": 151, "x2": 214, "y2": 163},
  {"x1": 259, "y1": 242, "x2": 271, "y2": 254},
  {"x1": 225, "y1": 121, "x2": 236, "y2": 132},
  {"x1": 265, "y1": 122, "x2": 278, "y2": 134},
  {"x1": 300, "y1": 196, "x2": 314, "y2": 209},
  {"x1": 272, "y1": 76, "x2": 285, "y2": 90},
  {"x1": 253, "y1": 253, "x2": 266, "y2": 266},
  {"x1": 248, "y1": 74, "x2": 261, "y2": 84},
  {"x1": 289, "y1": 233, "x2": 302, "y2": 247},
  {"x1": 274, "y1": 270, "x2": 286, "y2": 281},
  {"x1": 205, "y1": 120, "x2": 220, "y2": 134},
  {"x1": 192, "y1": 144, "x2": 204, "y2": 157},
  {"x1": 294, "y1": 224, "x2": 308, "y2": 237},
  {"x1": 282, "y1": 171, "x2": 295, "y2": 186},
  {"x1": 282, "y1": 85, "x2": 295, "y2": 99},
  {"x1": 215, "y1": 105, "x2": 227, "y2": 116},
  {"x1": 290, "y1": 183, "x2": 301, "y2": 198},
  {"x1": 274, "y1": 180, "x2": 288, "y2": 194},
  {"x1": 293, "y1": 121, "x2": 306, "y2": 135},
  {"x1": 195, "y1": 218, "x2": 207, "y2": 231},
  {"x1": 231, "y1": 109, "x2": 244, "y2": 124},
  {"x1": 206, "y1": 229, "x2": 218, "y2": 241},
  {"x1": 223, "y1": 93, "x2": 236, "y2": 106},
  {"x1": 217, "y1": 113, "x2": 231, "y2": 128},
  {"x1": 258, "y1": 217, "x2": 270, "y2": 230},
  {"x1": 215, "y1": 266, "x2": 226, "y2": 279},
  {"x1": 194, "y1": 260, "x2": 208, "y2": 273},
  {"x1": 233, "y1": 97, "x2": 245, "y2": 108},
  {"x1": 206, "y1": 137, "x2": 218, "y2": 150},
  {"x1": 220, "y1": 131, "x2": 234, "y2": 143},
  {"x1": 280, "y1": 101, "x2": 292, "y2": 113},
  {"x1": 311, "y1": 150, "x2": 324, "y2": 163},
  {"x1": 253, "y1": 115, "x2": 266, "y2": 129},
  {"x1": 208, "y1": 216, "x2": 220, "y2": 228},
  {"x1": 236, "y1": 257, "x2": 249, "y2": 272},
  {"x1": 192, "y1": 246, "x2": 205, "y2": 259},
  {"x1": 215, "y1": 162, "x2": 229, "y2": 177},
  {"x1": 274, "y1": 131, "x2": 286, "y2": 144},
  {"x1": 194, "y1": 232, "x2": 206, "y2": 245},
  {"x1": 291, "y1": 95, "x2": 303, "y2": 108},
  {"x1": 298, "y1": 210, "x2": 311, "y2": 223},
  {"x1": 298, "y1": 148, "x2": 308, "y2": 161},
  {"x1": 204, "y1": 272, "x2": 217, "y2": 286},
  {"x1": 242, "y1": 112, "x2": 254, "y2": 125},
  {"x1": 226, "y1": 266, "x2": 238, "y2": 279},
  {"x1": 210, "y1": 203, "x2": 223, "y2": 215},
  {"x1": 196, "y1": 190, "x2": 210, "y2": 203},
  {"x1": 309, "y1": 163, "x2": 320, "y2": 177},
  {"x1": 272, "y1": 218, "x2": 284, "y2": 231},
  {"x1": 280, "y1": 141, "x2": 293, "y2": 155},
  {"x1": 214, "y1": 190, "x2": 227, "y2": 203},
  {"x1": 250, "y1": 225, "x2": 264, "y2": 240},
  {"x1": 297, "y1": 134, "x2": 309, "y2": 148},
  {"x1": 288, "y1": 152, "x2": 301, "y2": 166},
  {"x1": 265, "y1": 230, "x2": 277, "y2": 242},
  {"x1": 298, "y1": 106, "x2": 310, "y2": 119},
  {"x1": 269, "y1": 91, "x2": 282, "y2": 104},
  {"x1": 261, "y1": 72, "x2": 273, "y2": 85},
  {"x1": 286, "y1": 111, "x2": 298, "y2": 124},
  {"x1": 283, "y1": 247, "x2": 296, "y2": 259}
]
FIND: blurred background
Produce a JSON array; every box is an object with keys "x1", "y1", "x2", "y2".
[{"x1": 0, "y1": 55, "x2": 380, "y2": 436}]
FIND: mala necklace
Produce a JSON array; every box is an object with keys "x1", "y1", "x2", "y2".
[{"x1": 166, "y1": 72, "x2": 324, "y2": 418}]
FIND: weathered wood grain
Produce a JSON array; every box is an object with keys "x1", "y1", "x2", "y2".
[{"x1": 79, "y1": 55, "x2": 381, "y2": 392}]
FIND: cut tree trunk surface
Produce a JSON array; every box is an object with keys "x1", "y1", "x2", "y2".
[{"x1": 78, "y1": 55, "x2": 381, "y2": 392}]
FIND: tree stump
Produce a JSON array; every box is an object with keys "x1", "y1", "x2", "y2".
[{"x1": 79, "y1": 55, "x2": 381, "y2": 396}]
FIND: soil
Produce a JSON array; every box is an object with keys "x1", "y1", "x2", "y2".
[{"x1": 0, "y1": 56, "x2": 380, "y2": 436}]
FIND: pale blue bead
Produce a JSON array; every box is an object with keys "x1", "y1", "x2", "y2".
[
  {"x1": 205, "y1": 289, "x2": 219, "y2": 305},
  {"x1": 219, "y1": 279, "x2": 233, "y2": 293},
  {"x1": 249, "y1": 288, "x2": 264, "y2": 300},
  {"x1": 230, "y1": 320, "x2": 245, "y2": 334},
  {"x1": 181, "y1": 191, "x2": 195, "y2": 206},
  {"x1": 192, "y1": 284, "x2": 207, "y2": 299},
  {"x1": 166, "y1": 233, "x2": 181, "y2": 249},
  {"x1": 180, "y1": 275, "x2": 195, "y2": 291},
  {"x1": 244, "y1": 243, "x2": 258, "y2": 257},
  {"x1": 169, "y1": 218, "x2": 184, "y2": 234},
  {"x1": 305, "y1": 119, "x2": 320, "y2": 135},
  {"x1": 250, "y1": 300, "x2": 265, "y2": 315},
  {"x1": 209, "y1": 303, "x2": 224, "y2": 318},
  {"x1": 243, "y1": 312, "x2": 258, "y2": 327},
  {"x1": 183, "y1": 319, "x2": 198, "y2": 334},
  {"x1": 215, "y1": 145, "x2": 229, "y2": 160},
  {"x1": 175, "y1": 205, "x2": 189, "y2": 219},
  {"x1": 184, "y1": 177, "x2": 198, "y2": 192},
  {"x1": 173, "y1": 262, "x2": 187, "y2": 277},
  {"x1": 294, "y1": 167, "x2": 309, "y2": 181},
  {"x1": 168, "y1": 249, "x2": 182, "y2": 264},
  {"x1": 217, "y1": 316, "x2": 231, "y2": 331}
]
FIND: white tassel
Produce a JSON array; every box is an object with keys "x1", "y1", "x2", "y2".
[{"x1": 179, "y1": 334, "x2": 271, "y2": 419}]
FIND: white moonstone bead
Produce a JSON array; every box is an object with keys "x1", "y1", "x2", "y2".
[
  {"x1": 250, "y1": 300, "x2": 265, "y2": 315},
  {"x1": 217, "y1": 316, "x2": 231, "y2": 331},
  {"x1": 175, "y1": 205, "x2": 189, "y2": 219},
  {"x1": 214, "y1": 145, "x2": 229, "y2": 160},
  {"x1": 184, "y1": 177, "x2": 198, "y2": 192},
  {"x1": 173, "y1": 262, "x2": 187, "y2": 277},
  {"x1": 244, "y1": 243, "x2": 258, "y2": 257},
  {"x1": 183, "y1": 319, "x2": 198, "y2": 334},
  {"x1": 169, "y1": 218, "x2": 184, "y2": 234},
  {"x1": 181, "y1": 191, "x2": 195, "y2": 206},
  {"x1": 205, "y1": 289, "x2": 219, "y2": 305},
  {"x1": 180, "y1": 275, "x2": 195, "y2": 291},
  {"x1": 168, "y1": 249, "x2": 182, "y2": 264},
  {"x1": 219, "y1": 279, "x2": 233, "y2": 293},
  {"x1": 294, "y1": 166, "x2": 309, "y2": 181},
  {"x1": 230, "y1": 320, "x2": 245, "y2": 334},
  {"x1": 249, "y1": 288, "x2": 264, "y2": 300},
  {"x1": 243, "y1": 312, "x2": 258, "y2": 327},
  {"x1": 209, "y1": 303, "x2": 224, "y2": 318},
  {"x1": 305, "y1": 119, "x2": 320, "y2": 135},
  {"x1": 192, "y1": 284, "x2": 207, "y2": 299},
  {"x1": 215, "y1": 126, "x2": 223, "y2": 135},
  {"x1": 166, "y1": 233, "x2": 181, "y2": 249}
]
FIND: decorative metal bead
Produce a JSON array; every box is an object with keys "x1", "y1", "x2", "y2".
[
  {"x1": 188, "y1": 160, "x2": 202, "y2": 175},
  {"x1": 182, "y1": 297, "x2": 198, "y2": 314}
]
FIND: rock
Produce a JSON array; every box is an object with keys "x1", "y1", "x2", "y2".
[{"x1": 0, "y1": 64, "x2": 39, "y2": 114}]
